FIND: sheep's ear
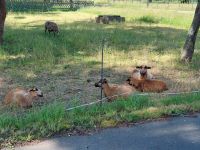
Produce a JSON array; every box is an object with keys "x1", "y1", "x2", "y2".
[
  {"x1": 136, "y1": 66, "x2": 140, "y2": 68},
  {"x1": 126, "y1": 77, "x2": 131, "y2": 81},
  {"x1": 34, "y1": 88, "x2": 38, "y2": 91},
  {"x1": 103, "y1": 78, "x2": 107, "y2": 83},
  {"x1": 29, "y1": 88, "x2": 34, "y2": 92},
  {"x1": 145, "y1": 66, "x2": 151, "y2": 69},
  {"x1": 29, "y1": 87, "x2": 38, "y2": 92},
  {"x1": 136, "y1": 66, "x2": 142, "y2": 69}
]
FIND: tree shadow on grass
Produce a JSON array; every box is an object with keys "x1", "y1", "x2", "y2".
[{"x1": 3, "y1": 21, "x2": 200, "y2": 69}]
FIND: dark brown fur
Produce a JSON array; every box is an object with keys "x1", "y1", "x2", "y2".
[
  {"x1": 95, "y1": 15, "x2": 125, "y2": 24},
  {"x1": 45, "y1": 21, "x2": 59, "y2": 36}
]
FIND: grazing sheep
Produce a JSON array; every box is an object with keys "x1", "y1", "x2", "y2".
[
  {"x1": 95, "y1": 78, "x2": 136, "y2": 102},
  {"x1": 3, "y1": 87, "x2": 43, "y2": 108},
  {"x1": 95, "y1": 16, "x2": 101, "y2": 23},
  {"x1": 121, "y1": 17, "x2": 125, "y2": 22},
  {"x1": 108, "y1": 15, "x2": 125, "y2": 22},
  {"x1": 95, "y1": 16, "x2": 109, "y2": 24},
  {"x1": 132, "y1": 65, "x2": 154, "y2": 80},
  {"x1": 126, "y1": 76, "x2": 168, "y2": 93},
  {"x1": 95, "y1": 15, "x2": 125, "y2": 24},
  {"x1": 44, "y1": 21, "x2": 59, "y2": 36},
  {"x1": 101, "y1": 16, "x2": 109, "y2": 24}
]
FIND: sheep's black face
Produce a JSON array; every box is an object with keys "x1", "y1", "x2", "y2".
[
  {"x1": 94, "y1": 79, "x2": 107, "y2": 87},
  {"x1": 136, "y1": 65, "x2": 151, "y2": 77},
  {"x1": 95, "y1": 17, "x2": 101, "y2": 23},
  {"x1": 140, "y1": 69, "x2": 147, "y2": 77},
  {"x1": 29, "y1": 88, "x2": 43, "y2": 97},
  {"x1": 94, "y1": 82, "x2": 101, "y2": 87}
]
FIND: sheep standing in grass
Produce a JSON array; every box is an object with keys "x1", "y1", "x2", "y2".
[
  {"x1": 95, "y1": 78, "x2": 136, "y2": 102},
  {"x1": 45, "y1": 21, "x2": 59, "y2": 36},
  {"x1": 3, "y1": 87, "x2": 43, "y2": 108}
]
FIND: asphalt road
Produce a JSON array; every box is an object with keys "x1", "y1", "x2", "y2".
[{"x1": 15, "y1": 114, "x2": 200, "y2": 150}]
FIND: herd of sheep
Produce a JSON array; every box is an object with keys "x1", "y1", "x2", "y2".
[
  {"x1": 1, "y1": 18, "x2": 168, "y2": 108},
  {"x1": 95, "y1": 65, "x2": 168, "y2": 102},
  {"x1": 44, "y1": 15, "x2": 126, "y2": 36},
  {"x1": 2, "y1": 65, "x2": 168, "y2": 108}
]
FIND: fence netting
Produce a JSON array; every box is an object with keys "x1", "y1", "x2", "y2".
[{"x1": 6, "y1": 0, "x2": 94, "y2": 12}]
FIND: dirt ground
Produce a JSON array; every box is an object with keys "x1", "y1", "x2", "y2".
[{"x1": 0, "y1": 65, "x2": 200, "y2": 111}]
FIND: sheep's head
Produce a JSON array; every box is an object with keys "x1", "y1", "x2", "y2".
[
  {"x1": 95, "y1": 17, "x2": 101, "y2": 23},
  {"x1": 126, "y1": 77, "x2": 140, "y2": 88},
  {"x1": 94, "y1": 78, "x2": 108, "y2": 87},
  {"x1": 29, "y1": 87, "x2": 43, "y2": 98},
  {"x1": 136, "y1": 65, "x2": 151, "y2": 78}
]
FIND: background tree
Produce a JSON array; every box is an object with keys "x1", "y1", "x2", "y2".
[
  {"x1": 181, "y1": 2, "x2": 200, "y2": 62},
  {"x1": 70, "y1": 0, "x2": 73, "y2": 10},
  {"x1": 0, "y1": 0, "x2": 6, "y2": 45}
]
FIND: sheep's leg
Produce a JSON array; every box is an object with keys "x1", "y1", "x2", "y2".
[{"x1": 19, "y1": 97, "x2": 31, "y2": 108}]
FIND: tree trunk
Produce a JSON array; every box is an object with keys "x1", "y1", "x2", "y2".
[
  {"x1": 181, "y1": 2, "x2": 200, "y2": 62},
  {"x1": 0, "y1": 0, "x2": 7, "y2": 45},
  {"x1": 147, "y1": 0, "x2": 149, "y2": 7},
  {"x1": 69, "y1": 0, "x2": 73, "y2": 10}
]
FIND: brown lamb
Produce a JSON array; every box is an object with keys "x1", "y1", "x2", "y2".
[
  {"x1": 3, "y1": 87, "x2": 43, "y2": 108},
  {"x1": 95, "y1": 78, "x2": 136, "y2": 102},
  {"x1": 128, "y1": 65, "x2": 168, "y2": 92},
  {"x1": 126, "y1": 77, "x2": 168, "y2": 93}
]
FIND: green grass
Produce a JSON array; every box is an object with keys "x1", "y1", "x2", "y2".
[
  {"x1": 0, "y1": 1, "x2": 200, "y2": 148},
  {"x1": 160, "y1": 92, "x2": 200, "y2": 105},
  {"x1": 135, "y1": 15, "x2": 160, "y2": 24},
  {"x1": 0, "y1": 102, "x2": 68, "y2": 146},
  {"x1": 1, "y1": 92, "x2": 200, "y2": 147}
]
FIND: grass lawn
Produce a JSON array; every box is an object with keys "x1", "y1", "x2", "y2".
[{"x1": 0, "y1": 1, "x2": 200, "y2": 148}]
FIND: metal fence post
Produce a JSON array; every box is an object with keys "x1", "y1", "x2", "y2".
[{"x1": 100, "y1": 39, "x2": 105, "y2": 103}]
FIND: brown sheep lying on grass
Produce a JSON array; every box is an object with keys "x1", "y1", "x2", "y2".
[
  {"x1": 127, "y1": 65, "x2": 168, "y2": 93},
  {"x1": 126, "y1": 77, "x2": 168, "y2": 93},
  {"x1": 3, "y1": 87, "x2": 43, "y2": 108},
  {"x1": 95, "y1": 78, "x2": 136, "y2": 102},
  {"x1": 45, "y1": 21, "x2": 59, "y2": 36}
]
